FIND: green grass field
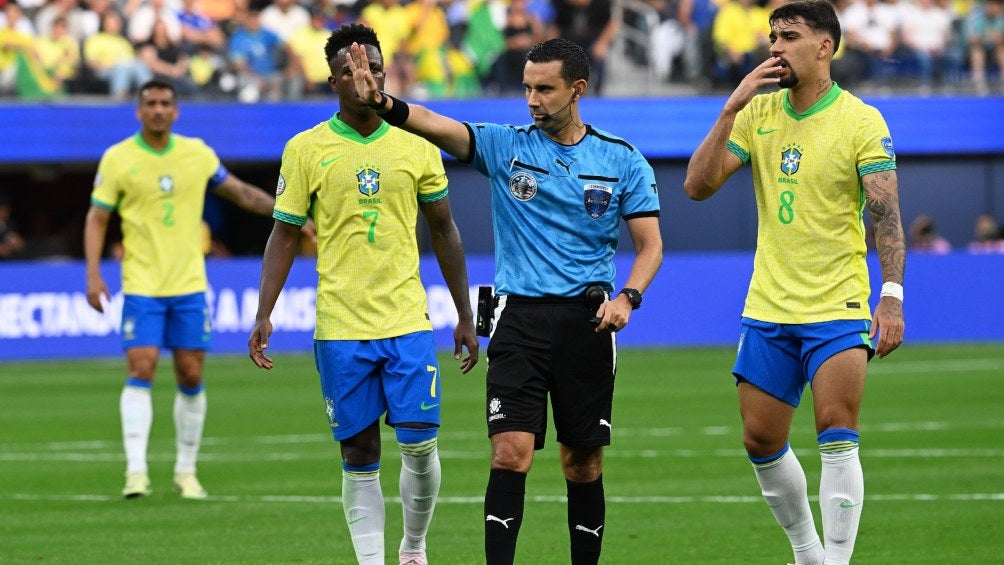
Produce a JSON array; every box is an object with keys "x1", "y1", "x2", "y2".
[{"x1": 2, "y1": 344, "x2": 1002, "y2": 564}]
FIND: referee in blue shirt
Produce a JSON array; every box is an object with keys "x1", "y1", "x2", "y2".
[{"x1": 348, "y1": 37, "x2": 663, "y2": 565}]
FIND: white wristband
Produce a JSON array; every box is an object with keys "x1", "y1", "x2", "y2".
[{"x1": 880, "y1": 282, "x2": 903, "y2": 302}]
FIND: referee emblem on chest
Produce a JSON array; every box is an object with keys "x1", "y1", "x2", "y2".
[
  {"x1": 583, "y1": 183, "x2": 612, "y2": 219},
  {"x1": 508, "y1": 171, "x2": 538, "y2": 201}
]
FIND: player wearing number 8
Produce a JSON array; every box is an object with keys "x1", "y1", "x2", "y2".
[
  {"x1": 248, "y1": 23, "x2": 479, "y2": 565},
  {"x1": 684, "y1": 1, "x2": 905, "y2": 563}
]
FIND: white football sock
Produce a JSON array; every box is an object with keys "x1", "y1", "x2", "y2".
[
  {"x1": 399, "y1": 444, "x2": 441, "y2": 554},
  {"x1": 752, "y1": 448, "x2": 825, "y2": 565},
  {"x1": 173, "y1": 387, "x2": 206, "y2": 475},
  {"x1": 120, "y1": 381, "x2": 152, "y2": 474},
  {"x1": 820, "y1": 446, "x2": 863, "y2": 565},
  {"x1": 342, "y1": 470, "x2": 385, "y2": 564}
]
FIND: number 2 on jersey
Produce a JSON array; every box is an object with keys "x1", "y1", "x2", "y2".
[
  {"x1": 362, "y1": 210, "x2": 379, "y2": 243},
  {"x1": 162, "y1": 203, "x2": 176, "y2": 227}
]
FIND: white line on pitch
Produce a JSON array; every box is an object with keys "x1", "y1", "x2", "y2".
[
  {"x1": 3, "y1": 447, "x2": 1004, "y2": 463},
  {"x1": 866, "y1": 358, "x2": 1004, "y2": 374},
  {"x1": 4, "y1": 493, "x2": 1003, "y2": 504},
  {"x1": 6, "y1": 419, "x2": 1004, "y2": 454}
]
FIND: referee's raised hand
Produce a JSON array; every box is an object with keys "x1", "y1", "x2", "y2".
[{"x1": 346, "y1": 42, "x2": 382, "y2": 108}]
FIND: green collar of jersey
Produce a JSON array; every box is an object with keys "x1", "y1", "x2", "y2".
[
  {"x1": 782, "y1": 82, "x2": 843, "y2": 120},
  {"x1": 133, "y1": 132, "x2": 175, "y2": 155},
  {"x1": 328, "y1": 113, "x2": 390, "y2": 143}
]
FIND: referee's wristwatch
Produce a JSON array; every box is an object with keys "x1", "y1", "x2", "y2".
[{"x1": 618, "y1": 288, "x2": 642, "y2": 310}]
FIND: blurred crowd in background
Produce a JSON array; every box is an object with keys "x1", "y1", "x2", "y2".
[{"x1": 1, "y1": 0, "x2": 1003, "y2": 102}]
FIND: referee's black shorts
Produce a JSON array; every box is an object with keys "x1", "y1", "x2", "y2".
[{"x1": 485, "y1": 294, "x2": 617, "y2": 450}]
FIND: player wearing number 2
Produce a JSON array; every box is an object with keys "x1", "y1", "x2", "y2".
[
  {"x1": 85, "y1": 79, "x2": 278, "y2": 501},
  {"x1": 684, "y1": 1, "x2": 905, "y2": 564},
  {"x1": 248, "y1": 24, "x2": 478, "y2": 565}
]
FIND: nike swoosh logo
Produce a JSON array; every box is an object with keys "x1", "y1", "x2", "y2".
[
  {"x1": 420, "y1": 402, "x2": 439, "y2": 411},
  {"x1": 838, "y1": 501, "x2": 862, "y2": 509},
  {"x1": 756, "y1": 127, "x2": 778, "y2": 135},
  {"x1": 320, "y1": 156, "x2": 343, "y2": 167},
  {"x1": 347, "y1": 515, "x2": 368, "y2": 524}
]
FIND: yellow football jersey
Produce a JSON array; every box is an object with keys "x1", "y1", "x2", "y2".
[
  {"x1": 91, "y1": 133, "x2": 224, "y2": 296},
  {"x1": 727, "y1": 85, "x2": 896, "y2": 324},
  {"x1": 274, "y1": 114, "x2": 448, "y2": 340}
]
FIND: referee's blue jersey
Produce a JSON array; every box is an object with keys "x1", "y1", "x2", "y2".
[{"x1": 464, "y1": 122, "x2": 661, "y2": 297}]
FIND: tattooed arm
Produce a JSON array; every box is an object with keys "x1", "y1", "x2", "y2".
[{"x1": 863, "y1": 169, "x2": 906, "y2": 358}]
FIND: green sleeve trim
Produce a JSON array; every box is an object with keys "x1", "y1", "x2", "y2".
[
  {"x1": 273, "y1": 210, "x2": 307, "y2": 227},
  {"x1": 726, "y1": 140, "x2": 749, "y2": 164},
  {"x1": 418, "y1": 186, "x2": 448, "y2": 204},
  {"x1": 858, "y1": 160, "x2": 897, "y2": 177},
  {"x1": 90, "y1": 196, "x2": 116, "y2": 211}
]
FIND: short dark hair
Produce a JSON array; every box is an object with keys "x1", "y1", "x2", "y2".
[
  {"x1": 325, "y1": 23, "x2": 382, "y2": 66},
  {"x1": 526, "y1": 38, "x2": 590, "y2": 84},
  {"x1": 138, "y1": 79, "x2": 176, "y2": 101},
  {"x1": 769, "y1": 0, "x2": 842, "y2": 53}
]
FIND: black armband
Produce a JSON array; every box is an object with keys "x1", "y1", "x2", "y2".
[
  {"x1": 377, "y1": 91, "x2": 410, "y2": 127},
  {"x1": 367, "y1": 91, "x2": 390, "y2": 111}
]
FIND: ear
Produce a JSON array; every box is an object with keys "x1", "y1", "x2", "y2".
[{"x1": 818, "y1": 36, "x2": 833, "y2": 60}]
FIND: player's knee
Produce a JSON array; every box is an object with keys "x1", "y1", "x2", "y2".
[
  {"x1": 340, "y1": 422, "x2": 382, "y2": 466},
  {"x1": 814, "y1": 409, "x2": 859, "y2": 434},
  {"x1": 490, "y1": 439, "x2": 533, "y2": 473},
  {"x1": 175, "y1": 372, "x2": 202, "y2": 389},
  {"x1": 560, "y1": 447, "x2": 603, "y2": 482},
  {"x1": 742, "y1": 430, "x2": 787, "y2": 459}
]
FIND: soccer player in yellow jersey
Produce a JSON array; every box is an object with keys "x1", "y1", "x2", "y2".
[
  {"x1": 84, "y1": 79, "x2": 278, "y2": 501},
  {"x1": 247, "y1": 24, "x2": 479, "y2": 565},
  {"x1": 684, "y1": 2, "x2": 906, "y2": 564}
]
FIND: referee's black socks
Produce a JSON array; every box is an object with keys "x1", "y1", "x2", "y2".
[
  {"x1": 567, "y1": 475, "x2": 605, "y2": 565},
  {"x1": 484, "y1": 468, "x2": 526, "y2": 565}
]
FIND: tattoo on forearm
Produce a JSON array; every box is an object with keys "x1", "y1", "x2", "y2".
[{"x1": 866, "y1": 173, "x2": 906, "y2": 283}]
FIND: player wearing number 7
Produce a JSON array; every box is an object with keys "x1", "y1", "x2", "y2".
[
  {"x1": 248, "y1": 23, "x2": 479, "y2": 565},
  {"x1": 684, "y1": 1, "x2": 905, "y2": 564}
]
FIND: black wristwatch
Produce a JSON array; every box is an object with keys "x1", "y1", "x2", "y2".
[{"x1": 618, "y1": 288, "x2": 642, "y2": 310}]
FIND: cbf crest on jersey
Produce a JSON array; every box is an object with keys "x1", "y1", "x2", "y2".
[
  {"x1": 159, "y1": 175, "x2": 175, "y2": 193},
  {"x1": 780, "y1": 144, "x2": 803, "y2": 176},
  {"x1": 583, "y1": 183, "x2": 613, "y2": 219},
  {"x1": 508, "y1": 171, "x2": 537, "y2": 201},
  {"x1": 357, "y1": 166, "x2": 380, "y2": 197}
]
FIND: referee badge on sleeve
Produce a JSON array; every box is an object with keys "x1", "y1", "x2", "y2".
[{"x1": 584, "y1": 183, "x2": 612, "y2": 219}]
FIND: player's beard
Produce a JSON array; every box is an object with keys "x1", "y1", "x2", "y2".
[{"x1": 778, "y1": 64, "x2": 799, "y2": 89}]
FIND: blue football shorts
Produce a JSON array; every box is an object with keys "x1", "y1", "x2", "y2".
[
  {"x1": 314, "y1": 330, "x2": 440, "y2": 442},
  {"x1": 120, "y1": 292, "x2": 212, "y2": 350},
  {"x1": 732, "y1": 317, "x2": 874, "y2": 407}
]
